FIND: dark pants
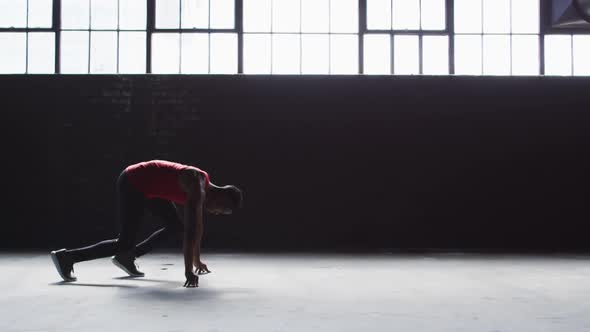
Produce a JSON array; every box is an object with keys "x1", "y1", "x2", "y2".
[{"x1": 67, "y1": 171, "x2": 183, "y2": 263}]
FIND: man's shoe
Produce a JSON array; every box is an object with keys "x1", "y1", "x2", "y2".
[
  {"x1": 112, "y1": 252, "x2": 145, "y2": 277},
  {"x1": 50, "y1": 249, "x2": 77, "y2": 282}
]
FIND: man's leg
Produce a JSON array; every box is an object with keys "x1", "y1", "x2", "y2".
[{"x1": 134, "y1": 198, "x2": 184, "y2": 257}]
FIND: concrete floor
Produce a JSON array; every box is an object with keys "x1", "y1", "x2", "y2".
[{"x1": 2, "y1": 252, "x2": 590, "y2": 332}]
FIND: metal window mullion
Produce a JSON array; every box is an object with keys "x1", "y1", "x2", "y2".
[
  {"x1": 88, "y1": 0, "x2": 92, "y2": 74},
  {"x1": 236, "y1": 0, "x2": 243, "y2": 73},
  {"x1": 570, "y1": 34, "x2": 574, "y2": 76},
  {"x1": 509, "y1": 0, "x2": 512, "y2": 75},
  {"x1": 147, "y1": 0, "x2": 155, "y2": 73},
  {"x1": 25, "y1": 0, "x2": 29, "y2": 73},
  {"x1": 299, "y1": 0, "x2": 302, "y2": 75},
  {"x1": 539, "y1": 0, "x2": 546, "y2": 75},
  {"x1": 447, "y1": 0, "x2": 454, "y2": 75},
  {"x1": 419, "y1": 34, "x2": 423, "y2": 74},
  {"x1": 54, "y1": 0, "x2": 61, "y2": 73},
  {"x1": 390, "y1": 33, "x2": 394, "y2": 74},
  {"x1": 359, "y1": 0, "x2": 366, "y2": 74},
  {"x1": 179, "y1": 0, "x2": 183, "y2": 74},
  {"x1": 116, "y1": 0, "x2": 120, "y2": 73}
]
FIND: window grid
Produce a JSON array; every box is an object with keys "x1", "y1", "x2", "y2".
[{"x1": 0, "y1": 0, "x2": 589, "y2": 75}]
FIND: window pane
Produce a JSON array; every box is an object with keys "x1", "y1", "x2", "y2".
[
  {"x1": 120, "y1": 0, "x2": 147, "y2": 30},
  {"x1": 512, "y1": 0, "x2": 539, "y2": 34},
  {"x1": 90, "y1": 31, "x2": 117, "y2": 73},
  {"x1": 483, "y1": 0, "x2": 510, "y2": 33},
  {"x1": 244, "y1": 0, "x2": 271, "y2": 32},
  {"x1": 331, "y1": 35, "x2": 358, "y2": 74},
  {"x1": 210, "y1": 33, "x2": 237, "y2": 74},
  {"x1": 0, "y1": 33, "x2": 26, "y2": 74},
  {"x1": 302, "y1": 34, "x2": 329, "y2": 74},
  {"x1": 393, "y1": 35, "x2": 419, "y2": 75},
  {"x1": 511, "y1": 35, "x2": 539, "y2": 76},
  {"x1": 211, "y1": 0, "x2": 234, "y2": 29},
  {"x1": 91, "y1": 0, "x2": 118, "y2": 29},
  {"x1": 367, "y1": 0, "x2": 391, "y2": 29},
  {"x1": 0, "y1": 0, "x2": 26, "y2": 28},
  {"x1": 273, "y1": 0, "x2": 300, "y2": 33},
  {"x1": 364, "y1": 34, "x2": 390, "y2": 74},
  {"x1": 244, "y1": 34, "x2": 271, "y2": 74},
  {"x1": 483, "y1": 35, "x2": 510, "y2": 75},
  {"x1": 544, "y1": 35, "x2": 572, "y2": 76},
  {"x1": 421, "y1": 0, "x2": 446, "y2": 30},
  {"x1": 181, "y1": 0, "x2": 208, "y2": 29},
  {"x1": 454, "y1": 0, "x2": 481, "y2": 33},
  {"x1": 302, "y1": 0, "x2": 329, "y2": 33},
  {"x1": 181, "y1": 33, "x2": 208, "y2": 73},
  {"x1": 423, "y1": 35, "x2": 448, "y2": 75},
  {"x1": 573, "y1": 35, "x2": 590, "y2": 76},
  {"x1": 119, "y1": 32, "x2": 146, "y2": 73},
  {"x1": 272, "y1": 34, "x2": 300, "y2": 74},
  {"x1": 28, "y1": 0, "x2": 53, "y2": 28},
  {"x1": 393, "y1": 0, "x2": 420, "y2": 30},
  {"x1": 331, "y1": 0, "x2": 358, "y2": 33},
  {"x1": 156, "y1": 0, "x2": 180, "y2": 29},
  {"x1": 28, "y1": 33, "x2": 55, "y2": 74},
  {"x1": 62, "y1": 0, "x2": 90, "y2": 29},
  {"x1": 61, "y1": 31, "x2": 89, "y2": 73},
  {"x1": 455, "y1": 35, "x2": 482, "y2": 75},
  {"x1": 152, "y1": 33, "x2": 180, "y2": 73}
]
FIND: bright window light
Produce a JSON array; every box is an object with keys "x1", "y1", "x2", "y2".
[
  {"x1": 421, "y1": 0, "x2": 446, "y2": 30},
  {"x1": 455, "y1": 35, "x2": 482, "y2": 75},
  {"x1": 210, "y1": 0, "x2": 234, "y2": 29},
  {"x1": 573, "y1": 35, "x2": 590, "y2": 76},
  {"x1": 331, "y1": 34, "x2": 358, "y2": 74},
  {"x1": 62, "y1": 0, "x2": 90, "y2": 29},
  {"x1": 156, "y1": 0, "x2": 180, "y2": 29},
  {"x1": 91, "y1": 0, "x2": 118, "y2": 30},
  {"x1": 210, "y1": 33, "x2": 237, "y2": 74},
  {"x1": 152, "y1": 33, "x2": 180, "y2": 73},
  {"x1": 511, "y1": 0, "x2": 539, "y2": 34},
  {"x1": 393, "y1": 0, "x2": 420, "y2": 30},
  {"x1": 28, "y1": 0, "x2": 53, "y2": 28},
  {"x1": 367, "y1": 0, "x2": 391, "y2": 30},
  {"x1": 120, "y1": 0, "x2": 147, "y2": 30},
  {"x1": 393, "y1": 35, "x2": 419, "y2": 75},
  {"x1": 454, "y1": 0, "x2": 481, "y2": 34},
  {"x1": 90, "y1": 31, "x2": 117, "y2": 73},
  {"x1": 301, "y1": 34, "x2": 330, "y2": 74},
  {"x1": 273, "y1": 0, "x2": 300, "y2": 33},
  {"x1": 272, "y1": 34, "x2": 300, "y2": 74},
  {"x1": 302, "y1": 0, "x2": 329, "y2": 33},
  {"x1": 119, "y1": 32, "x2": 146, "y2": 74},
  {"x1": 27, "y1": 33, "x2": 55, "y2": 74},
  {"x1": 0, "y1": 33, "x2": 26, "y2": 74},
  {"x1": 483, "y1": 35, "x2": 510, "y2": 75},
  {"x1": 423, "y1": 35, "x2": 448, "y2": 75},
  {"x1": 61, "y1": 31, "x2": 89, "y2": 73},
  {"x1": 511, "y1": 35, "x2": 539, "y2": 76},
  {"x1": 244, "y1": 0, "x2": 271, "y2": 32},
  {"x1": 181, "y1": 33, "x2": 208, "y2": 74},
  {"x1": 243, "y1": 34, "x2": 271, "y2": 74},
  {"x1": 0, "y1": 0, "x2": 26, "y2": 28},
  {"x1": 364, "y1": 34, "x2": 391, "y2": 74},
  {"x1": 483, "y1": 0, "x2": 510, "y2": 33},
  {"x1": 181, "y1": 0, "x2": 209, "y2": 29},
  {"x1": 331, "y1": 0, "x2": 358, "y2": 33},
  {"x1": 545, "y1": 35, "x2": 572, "y2": 76}
]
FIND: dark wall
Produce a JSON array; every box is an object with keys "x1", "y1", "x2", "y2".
[{"x1": 1, "y1": 75, "x2": 589, "y2": 251}]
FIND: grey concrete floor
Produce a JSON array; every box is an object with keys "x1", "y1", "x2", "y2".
[{"x1": 2, "y1": 252, "x2": 590, "y2": 332}]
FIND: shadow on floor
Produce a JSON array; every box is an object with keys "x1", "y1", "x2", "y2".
[{"x1": 48, "y1": 281, "x2": 139, "y2": 289}]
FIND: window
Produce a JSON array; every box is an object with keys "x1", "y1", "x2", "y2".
[
  {"x1": 153, "y1": 0, "x2": 237, "y2": 74},
  {"x1": 0, "y1": 0, "x2": 55, "y2": 73},
  {"x1": 243, "y1": 0, "x2": 359, "y2": 74},
  {"x1": 364, "y1": 0, "x2": 448, "y2": 75},
  {"x1": 454, "y1": 0, "x2": 540, "y2": 76},
  {"x1": 1, "y1": 0, "x2": 589, "y2": 76},
  {"x1": 60, "y1": 0, "x2": 146, "y2": 74}
]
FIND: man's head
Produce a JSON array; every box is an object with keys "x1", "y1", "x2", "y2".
[{"x1": 205, "y1": 185, "x2": 243, "y2": 215}]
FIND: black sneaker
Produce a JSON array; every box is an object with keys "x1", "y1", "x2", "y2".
[
  {"x1": 50, "y1": 249, "x2": 77, "y2": 282},
  {"x1": 112, "y1": 252, "x2": 145, "y2": 277}
]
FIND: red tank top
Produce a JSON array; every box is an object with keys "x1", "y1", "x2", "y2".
[{"x1": 125, "y1": 160, "x2": 210, "y2": 203}]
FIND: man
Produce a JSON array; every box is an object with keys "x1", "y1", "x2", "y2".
[{"x1": 50, "y1": 160, "x2": 243, "y2": 288}]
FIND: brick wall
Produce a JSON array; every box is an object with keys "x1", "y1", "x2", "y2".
[{"x1": 1, "y1": 75, "x2": 589, "y2": 251}]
